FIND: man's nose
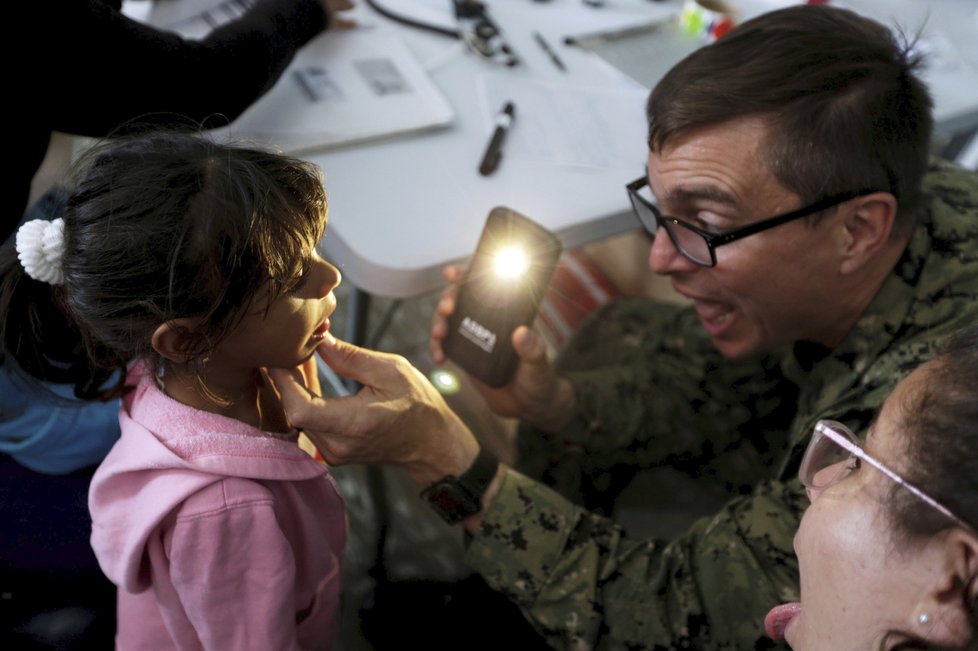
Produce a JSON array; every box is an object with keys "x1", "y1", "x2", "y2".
[{"x1": 648, "y1": 229, "x2": 700, "y2": 275}]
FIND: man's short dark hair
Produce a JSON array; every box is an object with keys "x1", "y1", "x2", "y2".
[{"x1": 647, "y1": 5, "x2": 934, "y2": 232}]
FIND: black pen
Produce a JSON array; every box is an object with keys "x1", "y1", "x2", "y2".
[
  {"x1": 479, "y1": 101, "x2": 515, "y2": 176},
  {"x1": 564, "y1": 17, "x2": 672, "y2": 48},
  {"x1": 532, "y1": 31, "x2": 566, "y2": 72}
]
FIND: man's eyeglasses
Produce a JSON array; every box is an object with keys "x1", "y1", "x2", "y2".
[
  {"x1": 800, "y1": 420, "x2": 976, "y2": 533},
  {"x1": 625, "y1": 177, "x2": 877, "y2": 267}
]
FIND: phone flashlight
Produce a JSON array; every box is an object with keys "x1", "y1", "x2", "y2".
[
  {"x1": 442, "y1": 207, "x2": 562, "y2": 388},
  {"x1": 493, "y1": 246, "x2": 528, "y2": 278}
]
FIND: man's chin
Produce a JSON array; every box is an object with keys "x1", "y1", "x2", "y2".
[
  {"x1": 695, "y1": 308, "x2": 764, "y2": 360},
  {"x1": 709, "y1": 332, "x2": 765, "y2": 361}
]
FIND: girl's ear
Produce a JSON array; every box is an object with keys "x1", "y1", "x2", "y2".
[{"x1": 151, "y1": 318, "x2": 200, "y2": 363}]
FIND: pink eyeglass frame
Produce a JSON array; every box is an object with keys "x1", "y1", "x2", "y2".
[{"x1": 802, "y1": 419, "x2": 975, "y2": 534}]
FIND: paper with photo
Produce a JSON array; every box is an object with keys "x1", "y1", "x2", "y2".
[
  {"x1": 144, "y1": 0, "x2": 455, "y2": 153},
  {"x1": 212, "y1": 29, "x2": 454, "y2": 153},
  {"x1": 480, "y1": 74, "x2": 648, "y2": 170}
]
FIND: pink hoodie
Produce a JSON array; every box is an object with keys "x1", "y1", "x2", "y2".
[{"x1": 89, "y1": 365, "x2": 346, "y2": 650}]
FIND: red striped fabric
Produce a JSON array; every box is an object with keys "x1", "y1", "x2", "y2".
[{"x1": 536, "y1": 251, "x2": 620, "y2": 349}]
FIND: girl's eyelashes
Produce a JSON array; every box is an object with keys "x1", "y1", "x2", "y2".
[
  {"x1": 285, "y1": 249, "x2": 327, "y2": 296},
  {"x1": 286, "y1": 265, "x2": 311, "y2": 296}
]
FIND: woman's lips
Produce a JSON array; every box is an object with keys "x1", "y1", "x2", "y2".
[{"x1": 764, "y1": 602, "x2": 801, "y2": 643}]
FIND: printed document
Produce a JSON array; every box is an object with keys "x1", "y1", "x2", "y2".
[
  {"x1": 145, "y1": 0, "x2": 455, "y2": 153},
  {"x1": 480, "y1": 74, "x2": 648, "y2": 170}
]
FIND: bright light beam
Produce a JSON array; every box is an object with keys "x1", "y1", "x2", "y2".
[{"x1": 493, "y1": 246, "x2": 528, "y2": 279}]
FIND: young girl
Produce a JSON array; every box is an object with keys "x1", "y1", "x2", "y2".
[{"x1": 0, "y1": 131, "x2": 346, "y2": 650}]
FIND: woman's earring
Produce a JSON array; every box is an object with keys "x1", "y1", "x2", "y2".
[{"x1": 918, "y1": 613, "x2": 931, "y2": 626}]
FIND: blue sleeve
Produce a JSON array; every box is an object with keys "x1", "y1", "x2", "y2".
[{"x1": 0, "y1": 368, "x2": 120, "y2": 475}]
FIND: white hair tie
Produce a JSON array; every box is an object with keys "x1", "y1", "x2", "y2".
[{"x1": 16, "y1": 218, "x2": 66, "y2": 285}]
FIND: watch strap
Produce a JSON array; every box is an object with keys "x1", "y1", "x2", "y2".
[
  {"x1": 420, "y1": 445, "x2": 500, "y2": 524},
  {"x1": 456, "y1": 444, "x2": 499, "y2": 500}
]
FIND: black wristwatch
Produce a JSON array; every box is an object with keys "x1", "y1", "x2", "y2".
[{"x1": 421, "y1": 445, "x2": 500, "y2": 525}]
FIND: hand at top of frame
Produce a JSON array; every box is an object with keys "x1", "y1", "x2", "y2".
[{"x1": 321, "y1": 0, "x2": 356, "y2": 29}]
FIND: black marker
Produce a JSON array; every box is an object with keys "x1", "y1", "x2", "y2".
[{"x1": 479, "y1": 101, "x2": 515, "y2": 176}]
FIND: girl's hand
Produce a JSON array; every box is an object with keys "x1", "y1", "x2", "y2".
[{"x1": 321, "y1": 0, "x2": 356, "y2": 30}]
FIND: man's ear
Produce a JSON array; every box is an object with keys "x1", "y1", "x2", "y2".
[
  {"x1": 151, "y1": 318, "x2": 200, "y2": 363},
  {"x1": 838, "y1": 192, "x2": 899, "y2": 275},
  {"x1": 914, "y1": 529, "x2": 978, "y2": 646}
]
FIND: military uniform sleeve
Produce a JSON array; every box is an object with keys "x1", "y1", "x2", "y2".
[{"x1": 466, "y1": 469, "x2": 804, "y2": 651}]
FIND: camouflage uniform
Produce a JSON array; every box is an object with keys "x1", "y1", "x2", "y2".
[{"x1": 464, "y1": 160, "x2": 978, "y2": 650}]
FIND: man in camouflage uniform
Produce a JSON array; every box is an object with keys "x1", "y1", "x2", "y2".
[
  {"x1": 272, "y1": 5, "x2": 978, "y2": 650},
  {"x1": 462, "y1": 159, "x2": 978, "y2": 650}
]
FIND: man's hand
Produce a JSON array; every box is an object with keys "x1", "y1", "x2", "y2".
[
  {"x1": 321, "y1": 0, "x2": 356, "y2": 29},
  {"x1": 267, "y1": 335, "x2": 479, "y2": 487},
  {"x1": 429, "y1": 265, "x2": 577, "y2": 433},
  {"x1": 298, "y1": 354, "x2": 322, "y2": 396}
]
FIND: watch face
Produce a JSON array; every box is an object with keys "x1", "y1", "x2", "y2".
[{"x1": 423, "y1": 481, "x2": 480, "y2": 525}]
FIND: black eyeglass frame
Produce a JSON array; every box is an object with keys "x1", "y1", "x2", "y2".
[{"x1": 626, "y1": 177, "x2": 879, "y2": 267}]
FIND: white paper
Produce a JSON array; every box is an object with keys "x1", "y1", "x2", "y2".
[
  {"x1": 214, "y1": 29, "x2": 455, "y2": 153},
  {"x1": 480, "y1": 74, "x2": 648, "y2": 170},
  {"x1": 142, "y1": 0, "x2": 455, "y2": 153}
]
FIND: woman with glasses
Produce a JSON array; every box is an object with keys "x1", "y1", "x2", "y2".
[{"x1": 766, "y1": 325, "x2": 978, "y2": 650}]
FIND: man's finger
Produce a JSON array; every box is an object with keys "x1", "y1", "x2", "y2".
[
  {"x1": 330, "y1": 16, "x2": 357, "y2": 30},
  {"x1": 429, "y1": 339, "x2": 445, "y2": 365},
  {"x1": 315, "y1": 337, "x2": 396, "y2": 387},
  {"x1": 513, "y1": 326, "x2": 547, "y2": 363},
  {"x1": 442, "y1": 264, "x2": 464, "y2": 284},
  {"x1": 268, "y1": 365, "x2": 359, "y2": 434},
  {"x1": 435, "y1": 290, "x2": 456, "y2": 318},
  {"x1": 267, "y1": 366, "x2": 317, "y2": 409}
]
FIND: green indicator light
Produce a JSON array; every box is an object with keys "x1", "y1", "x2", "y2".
[{"x1": 429, "y1": 369, "x2": 461, "y2": 395}]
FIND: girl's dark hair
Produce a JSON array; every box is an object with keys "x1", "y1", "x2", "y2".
[
  {"x1": 880, "y1": 325, "x2": 978, "y2": 650},
  {"x1": 647, "y1": 5, "x2": 933, "y2": 234},
  {"x1": 0, "y1": 130, "x2": 328, "y2": 400}
]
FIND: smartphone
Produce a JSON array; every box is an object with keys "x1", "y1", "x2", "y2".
[{"x1": 442, "y1": 207, "x2": 562, "y2": 388}]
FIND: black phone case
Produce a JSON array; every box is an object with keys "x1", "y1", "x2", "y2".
[{"x1": 443, "y1": 207, "x2": 562, "y2": 388}]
